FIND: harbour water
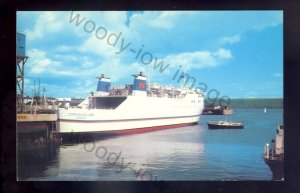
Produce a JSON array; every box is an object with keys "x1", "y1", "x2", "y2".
[{"x1": 17, "y1": 108, "x2": 283, "y2": 181}]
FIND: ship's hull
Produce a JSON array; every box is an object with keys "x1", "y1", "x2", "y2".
[
  {"x1": 264, "y1": 158, "x2": 283, "y2": 180},
  {"x1": 207, "y1": 123, "x2": 243, "y2": 129},
  {"x1": 58, "y1": 114, "x2": 200, "y2": 134},
  {"x1": 57, "y1": 95, "x2": 204, "y2": 134}
]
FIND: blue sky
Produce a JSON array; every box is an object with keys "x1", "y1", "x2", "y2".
[{"x1": 17, "y1": 11, "x2": 283, "y2": 99}]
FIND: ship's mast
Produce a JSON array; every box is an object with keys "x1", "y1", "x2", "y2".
[
  {"x1": 145, "y1": 62, "x2": 151, "y2": 90},
  {"x1": 38, "y1": 79, "x2": 41, "y2": 98},
  {"x1": 180, "y1": 74, "x2": 185, "y2": 90},
  {"x1": 42, "y1": 87, "x2": 47, "y2": 107},
  {"x1": 33, "y1": 80, "x2": 36, "y2": 97},
  {"x1": 147, "y1": 72, "x2": 150, "y2": 90},
  {"x1": 43, "y1": 87, "x2": 46, "y2": 100}
]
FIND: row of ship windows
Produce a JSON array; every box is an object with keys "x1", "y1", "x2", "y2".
[{"x1": 191, "y1": 100, "x2": 201, "y2": 103}]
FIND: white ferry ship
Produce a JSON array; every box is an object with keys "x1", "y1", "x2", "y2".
[{"x1": 57, "y1": 72, "x2": 204, "y2": 135}]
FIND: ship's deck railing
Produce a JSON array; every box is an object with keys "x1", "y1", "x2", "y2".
[
  {"x1": 263, "y1": 151, "x2": 284, "y2": 160},
  {"x1": 109, "y1": 85, "x2": 203, "y2": 99},
  {"x1": 263, "y1": 142, "x2": 284, "y2": 160}
]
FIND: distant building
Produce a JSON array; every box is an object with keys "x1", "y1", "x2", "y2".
[
  {"x1": 56, "y1": 98, "x2": 72, "y2": 102},
  {"x1": 55, "y1": 98, "x2": 83, "y2": 108}
]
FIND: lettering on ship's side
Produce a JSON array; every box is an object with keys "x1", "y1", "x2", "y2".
[
  {"x1": 17, "y1": 115, "x2": 27, "y2": 119},
  {"x1": 68, "y1": 112, "x2": 95, "y2": 120}
]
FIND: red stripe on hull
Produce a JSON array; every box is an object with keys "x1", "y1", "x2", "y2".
[{"x1": 109, "y1": 122, "x2": 198, "y2": 135}]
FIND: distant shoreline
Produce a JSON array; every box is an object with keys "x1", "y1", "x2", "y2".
[{"x1": 205, "y1": 98, "x2": 283, "y2": 109}]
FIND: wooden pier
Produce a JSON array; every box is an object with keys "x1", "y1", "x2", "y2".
[{"x1": 17, "y1": 112, "x2": 61, "y2": 160}]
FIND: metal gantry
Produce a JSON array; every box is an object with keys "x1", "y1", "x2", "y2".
[{"x1": 16, "y1": 55, "x2": 29, "y2": 112}]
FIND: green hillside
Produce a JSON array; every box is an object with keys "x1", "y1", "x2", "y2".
[{"x1": 205, "y1": 98, "x2": 283, "y2": 109}]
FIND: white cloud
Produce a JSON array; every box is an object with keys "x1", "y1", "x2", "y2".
[
  {"x1": 95, "y1": 59, "x2": 146, "y2": 82},
  {"x1": 27, "y1": 49, "x2": 75, "y2": 76},
  {"x1": 163, "y1": 48, "x2": 233, "y2": 71},
  {"x1": 68, "y1": 11, "x2": 128, "y2": 38},
  {"x1": 213, "y1": 48, "x2": 233, "y2": 59},
  {"x1": 252, "y1": 12, "x2": 283, "y2": 31},
  {"x1": 129, "y1": 11, "x2": 198, "y2": 29},
  {"x1": 25, "y1": 12, "x2": 64, "y2": 41},
  {"x1": 80, "y1": 56, "x2": 96, "y2": 68},
  {"x1": 78, "y1": 34, "x2": 118, "y2": 57},
  {"x1": 54, "y1": 54, "x2": 78, "y2": 62},
  {"x1": 55, "y1": 45, "x2": 77, "y2": 52},
  {"x1": 165, "y1": 51, "x2": 217, "y2": 71},
  {"x1": 220, "y1": 34, "x2": 241, "y2": 44},
  {"x1": 27, "y1": 49, "x2": 57, "y2": 74},
  {"x1": 147, "y1": 11, "x2": 185, "y2": 29},
  {"x1": 23, "y1": 11, "x2": 128, "y2": 42}
]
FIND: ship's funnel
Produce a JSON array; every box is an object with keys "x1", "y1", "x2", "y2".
[
  {"x1": 132, "y1": 72, "x2": 147, "y2": 91},
  {"x1": 96, "y1": 74, "x2": 111, "y2": 92}
]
